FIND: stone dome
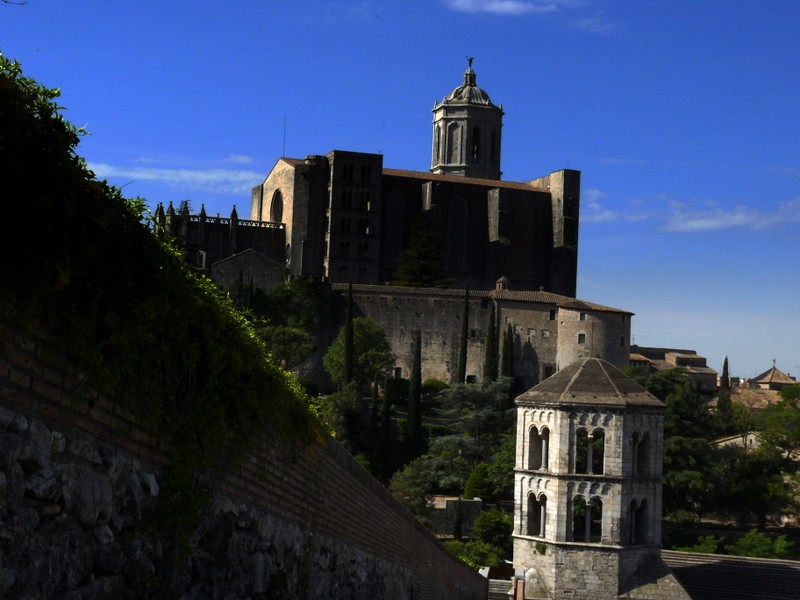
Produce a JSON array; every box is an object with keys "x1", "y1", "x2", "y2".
[{"x1": 442, "y1": 63, "x2": 498, "y2": 107}]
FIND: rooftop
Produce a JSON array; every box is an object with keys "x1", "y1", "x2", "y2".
[{"x1": 515, "y1": 358, "x2": 665, "y2": 409}]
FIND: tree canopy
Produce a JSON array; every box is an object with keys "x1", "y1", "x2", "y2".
[{"x1": 323, "y1": 316, "x2": 393, "y2": 387}]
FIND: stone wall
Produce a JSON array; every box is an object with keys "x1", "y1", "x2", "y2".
[{"x1": 0, "y1": 327, "x2": 486, "y2": 599}]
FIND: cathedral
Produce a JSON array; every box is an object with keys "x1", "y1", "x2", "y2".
[
  {"x1": 157, "y1": 61, "x2": 579, "y2": 297},
  {"x1": 155, "y1": 62, "x2": 630, "y2": 389}
]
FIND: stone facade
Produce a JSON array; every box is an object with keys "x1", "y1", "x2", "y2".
[
  {"x1": 511, "y1": 358, "x2": 691, "y2": 599},
  {"x1": 158, "y1": 64, "x2": 580, "y2": 297},
  {"x1": 0, "y1": 327, "x2": 487, "y2": 599},
  {"x1": 340, "y1": 284, "x2": 632, "y2": 389}
]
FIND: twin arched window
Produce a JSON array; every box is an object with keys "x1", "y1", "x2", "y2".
[
  {"x1": 575, "y1": 428, "x2": 605, "y2": 475},
  {"x1": 571, "y1": 496, "x2": 603, "y2": 543}
]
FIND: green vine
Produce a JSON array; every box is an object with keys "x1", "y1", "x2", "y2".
[{"x1": 0, "y1": 52, "x2": 321, "y2": 553}]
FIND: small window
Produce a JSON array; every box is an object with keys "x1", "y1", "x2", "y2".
[
  {"x1": 621, "y1": 314, "x2": 626, "y2": 323},
  {"x1": 579, "y1": 312, "x2": 586, "y2": 321},
  {"x1": 470, "y1": 329, "x2": 477, "y2": 339},
  {"x1": 578, "y1": 333, "x2": 586, "y2": 344},
  {"x1": 620, "y1": 336, "x2": 626, "y2": 347},
  {"x1": 541, "y1": 329, "x2": 550, "y2": 339},
  {"x1": 394, "y1": 367, "x2": 402, "y2": 379},
  {"x1": 466, "y1": 375, "x2": 477, "y2": 384},
  {"x1": 549, "y1": 309, "x2": 556, "y2": 321}
]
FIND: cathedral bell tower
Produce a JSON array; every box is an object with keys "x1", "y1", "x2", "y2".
[{"x1": 431, "y1": 58, "x2": 504, "y2": 180}]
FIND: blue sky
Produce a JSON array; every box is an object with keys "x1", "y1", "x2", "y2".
[{"x1": 3, "y1": 0, "x2": 799, "y2": 380}]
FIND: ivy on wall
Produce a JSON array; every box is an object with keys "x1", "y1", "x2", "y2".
[{"x1": 0, "y1": 52, "x2": 320, "y2": 477}]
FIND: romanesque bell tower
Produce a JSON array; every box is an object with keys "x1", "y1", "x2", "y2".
[
  {"x1": 512, "y1": 358, "x2": 691, "y2": 599},
  {"x1": 431, "y1": 59, "x2": 504, "y2": 180}
]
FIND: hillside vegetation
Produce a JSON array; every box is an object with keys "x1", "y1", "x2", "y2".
[{"x1": 0, "y1": 53, "x2": 318, "y2": 471}]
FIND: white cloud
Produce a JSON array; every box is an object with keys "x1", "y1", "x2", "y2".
[
  {"x1": 662, "y1": 198, "x2": 800, "y2": 232},
  {"x1": 443, "y1": 0, "x2": 560, "y2": 16},
  {"x1": 224, "y1": 153, "x2": 253, "y2": 164},
  {"x1": 89, "y1": 162, "x2": 262, "y2": 195},
  {"x1": 582, "y1": 188, "x2": 618, "y2": 223},
  {"x1": 573, "y1": 17, "x2": 620, "y2": 34}
]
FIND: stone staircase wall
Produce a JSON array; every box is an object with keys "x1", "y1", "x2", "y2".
[{"x1": 0, "y1": 326, "x2": 486, "y2": 599}]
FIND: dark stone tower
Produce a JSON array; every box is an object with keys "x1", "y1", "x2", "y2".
[{"x1": 431, "y1": 59, "x2": 504, "y2": 180}]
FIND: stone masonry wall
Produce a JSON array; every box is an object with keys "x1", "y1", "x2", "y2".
[{"x1": 0, "y1": 327, "x2": 486, "y2": 599}]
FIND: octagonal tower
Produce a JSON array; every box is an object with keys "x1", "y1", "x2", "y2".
[{"x1": 512, "y1": 358, "x2": 690, "y2": 599}]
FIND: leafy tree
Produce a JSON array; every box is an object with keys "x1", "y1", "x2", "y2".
[
  {"x1": 443, "y1": 540, "x2": 503, "y2": 569},
  {"x1": 483, "y1": 301, "x2": 498, "y2": 383},
  {"x1": 422, "y1": 378, "x2": 449, "y2": 403},
  {"x1": 707, "y1": 445, "x2": 794, "y2": 527},
  {"x1": 634, "y1": 368, "x2": 716, "y2": 519},
  {"x1": 472, "y1": 509, "x2": 513, "y2": 551},
  {"x1": 392, "y1": 215, "x2": 450, "y2": 288},
  {"x1": 463, "y1": 463, "x2": 493, "y2": 500},
  {"x1": 323, "y1": 317, "x2": 393, "y2": 388},
  {"x1": 759, "y1": 383, "x2": 800, "y2": 459},
  {"x1": 725, "y1": 529, "x2": 794, "y2": 559},
  {"x1": 454, "y1": 285, "x2": 469, "y2": 384},
  {"x1": 389, "y1": 456, "x2": 438, "y2": 518},
  {"x1": 674, "y1": 534, "x2": 723, "y2": 554},
  {"x1": 343, "y1": 283, "x2": 354, "y2": 385},
  {"x1": 485, "y1": 433, "x2": 516, "y2": 501},
  {"x1": 407, "y1": 329, "x2": 424, "y2": 456},
  {"x1": 255, "y1": 325, "x2": 313, "y2": 368},
  {"x1": 437, "y1": 378, "x2": 513, "y2": 440}
]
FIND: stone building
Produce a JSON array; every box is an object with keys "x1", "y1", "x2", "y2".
[
  {"x1": 512, "y1": 358, "x2": 691, "y2": 599},
  {"x1": 342, "y1": 283, "x2": 631, "y2": 389},
  {"x1": 155, "y1": 62, "x2": 634, "y2": 385},
  {"x1": 158, "y1": 61, "x2": 580, "y2": 297}
]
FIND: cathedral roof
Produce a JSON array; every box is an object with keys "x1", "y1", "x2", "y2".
[
  {"x1": 439, "y1": 60, "x2": 500, "y2": 109},
  {"x1": 516, "y1": 358, "x2": 664, "y2": 408}
]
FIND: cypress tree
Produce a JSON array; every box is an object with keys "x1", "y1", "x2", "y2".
[
  {"x1": 455, "y1": 285, "x2": 469, "y2": 384},
  {"x1": 407, "y1": 329, "x2": 423, "y2": 456},
  {"x1": 483, "y1": 301, "x2": 498, "y2": 383},
  {"x1": 501, "y1": 323, "x2": 514, "y2": 378},
  {"x1": 717, "y1": 355, "x2": 735, "y2": 434},
  {"x1": 343, "y1": 283, "x2": 354, "y2": 385}
]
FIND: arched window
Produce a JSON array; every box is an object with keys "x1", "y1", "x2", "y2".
[
  {"x1": 634, "y1": 432, "x2": 649, "y2": 477},
  {"x1": 270, "y1": 190, "x2": 283, "y2": 223},
  {"x1": 528, "y1": 426, "x2": 549, "y2": 470},
  {"x1": 575, "y1": 428, "x2": 589, "y2": 474},
  {"x1": 589, "y1": 497, "x2": 603, "y2": 542},
  {"x1": 447, "y1": 122, "x2": 460, "y2": 164},
  {"x1": 629, "y1": 499, "x2": 648, "y2": 545},
  {"x1": 472, "y1": 127, "x2": 481, "y2": 163},
  {"x1": 527, "y1": 493, "x2": 546, "y2": 537},
  {"x1": 575, "y1": 427, "x2": 605, "y2": 475},
  {"x1": 573, "y1": 496, "x2": 603, "y2": 543},
  {"x1": 591, "y1": 429, "x2": 605, "y2": 475}
]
